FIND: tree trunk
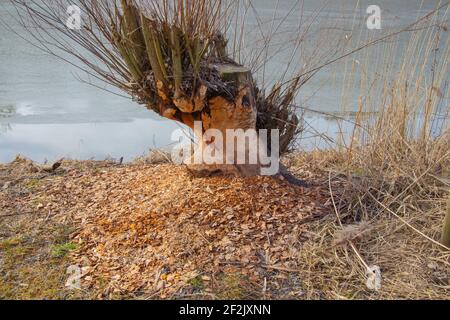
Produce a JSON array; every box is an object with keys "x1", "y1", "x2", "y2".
[
  {"x1": 157, "y1": 63, "x2": 264, "y2": 177},
  {"x1": 441, "y1": 192, "x2": 450, "y2": 248}
]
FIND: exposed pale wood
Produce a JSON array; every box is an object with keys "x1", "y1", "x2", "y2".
[{"x1": 186, "y1": 63, "x2": 260, "y2": 176}]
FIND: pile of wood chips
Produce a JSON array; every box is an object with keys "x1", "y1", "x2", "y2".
[{"x1": 2, "y1": 159, "x2": 330, "y2": 298}]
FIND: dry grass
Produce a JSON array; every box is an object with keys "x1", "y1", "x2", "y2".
[
  {"x1": 0, "y1": 157, "x2": 120, "y2": 299},
  {"x1": 280, "y1": 7, "x2": 450, "y2": 299},
  {"x1": 286, "y1": 151, "x2": 449, "y2": 299},
  {"x1": 0, "y1": 218, "x2": 78, "y2": 299}
]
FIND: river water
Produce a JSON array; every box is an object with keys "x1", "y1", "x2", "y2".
[{"x1": 0, "y1": 0, "x2": 446, "y2": 163}]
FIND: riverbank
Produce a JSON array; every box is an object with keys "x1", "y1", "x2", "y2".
[{"x1": 1, "y1": 152, "x2": 448, "y2": 300}]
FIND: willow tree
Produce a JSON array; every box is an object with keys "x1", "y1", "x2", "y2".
[{"x1": 7, "y1": 0, "x2": 376, "y2": 178}]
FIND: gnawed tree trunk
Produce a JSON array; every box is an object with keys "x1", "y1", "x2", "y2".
[
  {"x1": 442, "y1": 192, "x2": 450, "y2": 248},
  {"x1": 157, "y1": 63, "x2": 262, "y2": 176}
]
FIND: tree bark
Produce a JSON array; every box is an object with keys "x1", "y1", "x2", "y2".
[{"x1": 441, "y1": 192, "x2": 450, "y2": 248}]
